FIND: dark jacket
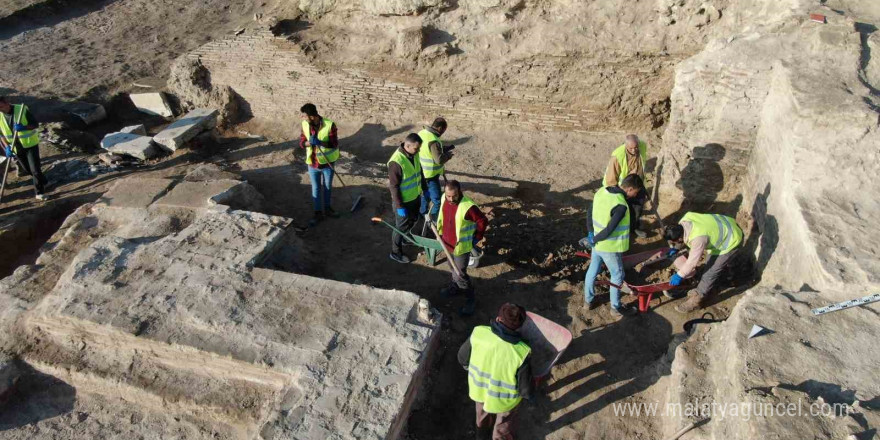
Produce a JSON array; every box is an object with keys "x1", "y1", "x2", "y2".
[{"x1": 457, "y1": 320, "x2": 534, "y2": 401}]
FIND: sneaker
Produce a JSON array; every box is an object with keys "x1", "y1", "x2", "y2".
[
  {"x1": 584, "y1": 301, "x2": 600, "y2": 311},
  {"x1": 610, "y1": 303, "x2": 637, "y2": 318},
  {"x1": 35, "y1": 194, "x2": 47, "y2": 201},
  {"x1": 308, "y1": 211, "x2": 324, "y2": 227},
  {"x1": 675, "y1": 291, "x2": 707, "y2": 313},
  {"x1": 460, "y1": 299, "x2": 476, "y2": 316},
  {"x1": 633, "y1": 229, "x2": 647, "y2": 239},
  {"x1": 389, "y1": 253, "x2": 411, "y2": 264}
]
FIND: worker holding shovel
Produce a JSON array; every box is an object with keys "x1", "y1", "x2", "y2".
[
  {"x1": 299, "y1": 103, "x2": 339, "y2": 226},
  {"x1": 583, "y1": 174, "x2": 645, "y2": 318},
  {"x1": 437, "y1": 180, "x2": 488, "y2": 316},
  {"x1": 0, "y1": 97, "x2": 47, "y2": 201}
]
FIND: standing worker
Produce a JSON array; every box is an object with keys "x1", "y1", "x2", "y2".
[
  {"x1": 664, "y1": 212, "x2": 743, "y2": 313},
  {"x1": 299, "y1": 103, "x2": 339, "y2": 226},
  {"x1": 458, "y1": 303, "x2": 533, "y2": 440},
  {"x1": 437, "y1": 180, "x2": 488, "y2": 316},
  {"x1": 0, "y1": 97, "x2": 47, "y2": 201},
  {"x1": 388, "y1": 133, "x2": 426, "y2": 264},
  {"x1": 603, "y1": 134, "x2": 649, "y2": 238},
  {"x1": 583, "y1": 174, "x2": 646, "y2": 318},
  {"x1": 418, "y1": 117, "x2": 455, "y2": 222}
]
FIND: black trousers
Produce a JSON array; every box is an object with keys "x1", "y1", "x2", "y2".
[
  {"x1": 391, "y1": 198, "x2": 421, "y2": 255},
  {"x1": 627, "y1": 187, "x2": 648, "y2": 230},
  {"x1": 15, "y1": 144, "x2": 47, "y2": 195}
]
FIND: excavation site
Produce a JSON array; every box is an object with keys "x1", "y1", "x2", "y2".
[{"x1": 0, "y1": 0, "x2": 878, "y2": 439}]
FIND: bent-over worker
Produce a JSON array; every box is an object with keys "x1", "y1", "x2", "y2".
[
  {"x1": 437, "y1": 180, "x2": 488, "y2": 316},
  {"x1": 603, "y1": 134, "x2": 649, "y2": 238},
  {"x1": 1, "y1": 97, "x2": 47, "y2": 201},
  {"x1": 418, "y1": 117, "x2": 454, "y2": 222},
  {"x1": 387, "y1": 133, "x2": 426, "y2": 264},
  {"x1": 299, "y1": 103, "x2": 339, "y2": 225},
  {"x1": 584, "y1": 174, "x2": 646, "y2": 318},
  {"x1": 458, "y1": 303, "x2": 533, "y2": 440},
  {"x1": 664, "y1": 212, "x2": 743, "y2": 313}
]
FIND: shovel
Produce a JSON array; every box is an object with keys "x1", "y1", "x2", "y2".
[
  {"x1": 313, "y1": 141, "x2": 364, "y2": 213},
  {"x1": 0, "y1": 127, "x2": 19, "y2": 204}
]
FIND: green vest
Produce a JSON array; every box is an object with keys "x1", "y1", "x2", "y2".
[
  {"x1": 417, "y1": 129, "x2": 444, "y2": 179},
  {"x1": 467, "y1": 325, "x2": 531, "y2": 414},
  {"x1": 302, "y1": 118, "x2": 339, "y2": 165},
  {"x1": 681, "y1": 212, "x2": 743, "y2": 256},
  {"x1": 437, "y1": 195, "x2": 477, "y2": 256},
  {"x1": 0, "y1": 104, "x2": 39, "y2": 150},
  {"x1": 602, "y1": 141, "x2": 647, "y2": 187},
  {"x1": 591, "y1": 187, "x2": 630, "y2": 253},
  {"x1": 388, "y1": 149, "x2": 423, "y2": 203}
]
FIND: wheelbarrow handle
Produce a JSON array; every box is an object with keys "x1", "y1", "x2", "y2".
[{"x1": 371, "y1": 217, "x2": 419, "y2": 246}]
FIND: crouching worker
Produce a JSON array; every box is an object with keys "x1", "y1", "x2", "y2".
[
  {"x1": 664, "y1": 212, "x2": 743, "y2": 313},
  {"x1": 458, "y1": 303, "x2": 533, "y2": 440}
]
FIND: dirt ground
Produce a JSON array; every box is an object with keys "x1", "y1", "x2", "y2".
[{"x1": 0, "y1": 118, "x2": 754, "y2": 439}]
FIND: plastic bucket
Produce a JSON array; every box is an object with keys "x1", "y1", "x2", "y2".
[{"x1": 469, "y1": 246, "x2": 484, "y2": 268}]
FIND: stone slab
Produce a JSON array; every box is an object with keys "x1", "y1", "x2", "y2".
[
  {"x1": 100, "y1": 132, "x2": 160, "y2": 160},
  {"x1": 152, "y1": 108, "x2": 218, "y2": 152},
  {"x1": 152, "y1": 179, "x2": 242, "y2": 210},
  {"x1": 100, "y1": 178, "x2": 174, "y2": 209},
  {"x1": 129, "y1": 92, "x2": 173, "y2": 117},
  {"x1": 64, "y1": 102, "x2": 106, "y2": 126},
  {"x1": 119, "y1": 124, "x2": 147, "y2": 136}
]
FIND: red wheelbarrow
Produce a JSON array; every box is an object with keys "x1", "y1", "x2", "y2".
[
  {"x1": 519, "y1": 311, "x2": 572, "y2": 384},
  {"x1": 576, "y1": 247, "x2": 689, "y2": 313}
]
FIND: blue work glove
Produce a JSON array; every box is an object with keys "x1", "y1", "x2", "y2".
[
  {"x1": 669, "y1": 273, "x2": 683, "y2": 286},
  {"x1": 3, "y1": 146, "x2": 11, "y2": 158},
  {"x1": 396, "y1": 208, "x2": 407, "y2": 217},
  {"x1": 309, "y1": 135, "x2": 321, "y2": 147},
  {"x1": 12, "y1": 123, "x2": 26, "y2": 132},
  {"x1": 588, "y1": 231, "x2": 595, "y2": 246},
  {"x1": 667, "y1": 248, "x2": 678, "y2": 257}
]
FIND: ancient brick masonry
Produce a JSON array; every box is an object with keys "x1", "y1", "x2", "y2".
[{"x1": 188, "y1": 30, "x2": 619, "y2": 132}]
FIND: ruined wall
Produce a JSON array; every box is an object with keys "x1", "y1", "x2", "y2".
[{"x1": 183, "y1": 30, "x2": 654, "y2": 132}]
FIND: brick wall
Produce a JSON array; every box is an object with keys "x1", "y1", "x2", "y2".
[{"x1": 187, "y1": 30, "x2": 631, "y2": 132}]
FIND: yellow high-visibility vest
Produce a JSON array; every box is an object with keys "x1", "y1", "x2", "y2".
[
  {"x1": 603, "y1": 141, "x2": 647, "y2": 186},
  {"x1": 681, "y1": 212, "x2": 743, "y2": 256},
  {"x1": 437, "y1": 194, "x2": 478, "y2": 256},
  {"x1": 387, "y1": 149, "x2": 423, "y2": 203},
  {"x1": 417, "y1": 129, "x2": 444, "y2": 179},
  {"x1": 467, "y1": 325, "x2": 530, "y2": 414},
  {"x1": 302, "y1": 118, "x2": 339, "y2": 164},
  {"x1": 0, "y1": 104, "x2": 40, "y2": 150},
  {"x1": 591, "y1": 187, "x2": 630, "y2": 253}
]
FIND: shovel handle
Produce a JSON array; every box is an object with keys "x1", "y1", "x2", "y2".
[{"x1": 426, "y1": 218, "x2": 465, "y2": 278}]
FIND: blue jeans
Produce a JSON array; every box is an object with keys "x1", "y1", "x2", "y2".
[
  {"x1": 308, "y1": 166, "x2": 333, "y2": 211},
  {"x1": 420, "y1": 175, "x2": 442, "y2": 219},
  {"x1": 585, "y1": 250, "x2": 624, "y2": 309}
]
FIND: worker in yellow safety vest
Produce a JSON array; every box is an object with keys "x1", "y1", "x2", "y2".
[
  {"x1": 0, "y1": 97, "x2": 48, "y2": 201},
  {"x1": 583, "y1": 174, "x2": 646, "y2": 318},
  {"x1": 387, "y1": 133, "x2": 426, "y2": 264},
  {"x1": 418, "y1": 117, "x2": 455, "y2": 221},
  {"x1": 603, "y1": 134, "x2": 649, "y2": 238},
  {"x1": 458, "y1": 303, "x2": 533, "y2": 440},
  {"x1": 664, "y1": 212, "x2": 744, "y2": 313},
  {"x1": 437, "y1": 180, "x2": 488, "y2": 316},
  {"x1": 299, "y1": 103, "x2": 340, "y2": 226}
]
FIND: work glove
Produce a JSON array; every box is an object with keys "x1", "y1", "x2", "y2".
[
  {"x1": 12, "y1": 123, "x2": 26, "y2": 132},
  {"x1": 667, "y1": 248, "x2": 678, "y2": 257},
  {"x1": 3, "y1": 146, "x2": 11, "y2": 158},
  {"x1": 309, "y1": 135, "x2": 321, "y2": 147},
  {"x1": 669, "y1": 273, "x2": 683, "y2": 286},
  {"x1": 588, "y1": 232, "x2": 595, "y2": 246},
  {"x1": 396, "y1": 208, "x2": 407, "y2": 217}
]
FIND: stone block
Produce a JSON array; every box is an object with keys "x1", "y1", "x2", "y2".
[
  {"x1": 119, "y1": 124, "x2": 147, "y2": 136},
  {"x1": 153, "y1": 179, "x2": 242, "y2": 210},
  {"x1": 100, "y1": 132, "x2": 161, "y2": 160},
  {"x1": 129, "y1": 92, "x2": 174, "y2": 117},
  {"x1": 152, "y1": 108, "x2": 218, "y2": 152},
  {"x1": 100, "y1": 177, "x2": 174, "y2": 209},
  {"x1": 64, "y1": 102, "x2": 107, "y2": 125}
]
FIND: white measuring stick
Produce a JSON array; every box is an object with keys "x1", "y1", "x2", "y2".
[{"x1": 811, "y1": 293, "x2": 880, "y2": 316}]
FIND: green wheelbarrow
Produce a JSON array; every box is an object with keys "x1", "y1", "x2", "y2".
[{"x1": 371, "y1": 216, "x2": 444, "y2": 266}]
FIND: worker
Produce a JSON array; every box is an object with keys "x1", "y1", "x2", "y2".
[
  {"x1": 583, "y1": 174, "x2": 646, "y2": 318},
  {"x1": 664, "y1": 212, "x2": 743, "y2": 313},
  {"x1": 603, "y1": 134, "x2": 649, "y2": 238},
  {"x1": 299, "y1": 103, "x2": 339, "y2": 226},
  {"x1": 437, "y1": 180, "x2": 488, "y2": 316},
  {"x1": 458, "y1": 303, "x2": 533, "y2": 440},
  {"x1": 0, "y1": 97, "x2": 47, "y2": 201},
  {"x1": 388, "y1": 133, "x2": 426, "y2": 264},
  {"x1": 418, "y1": 117, "x2": 455, "y2": 222}
]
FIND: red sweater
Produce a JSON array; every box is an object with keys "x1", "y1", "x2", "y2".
[
  {"x1": 441, "y1": 199, "x2": 489, "y2": 251},
  {"x1": 299, "y1": 118, "x2": 339, "y2": 169}
]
